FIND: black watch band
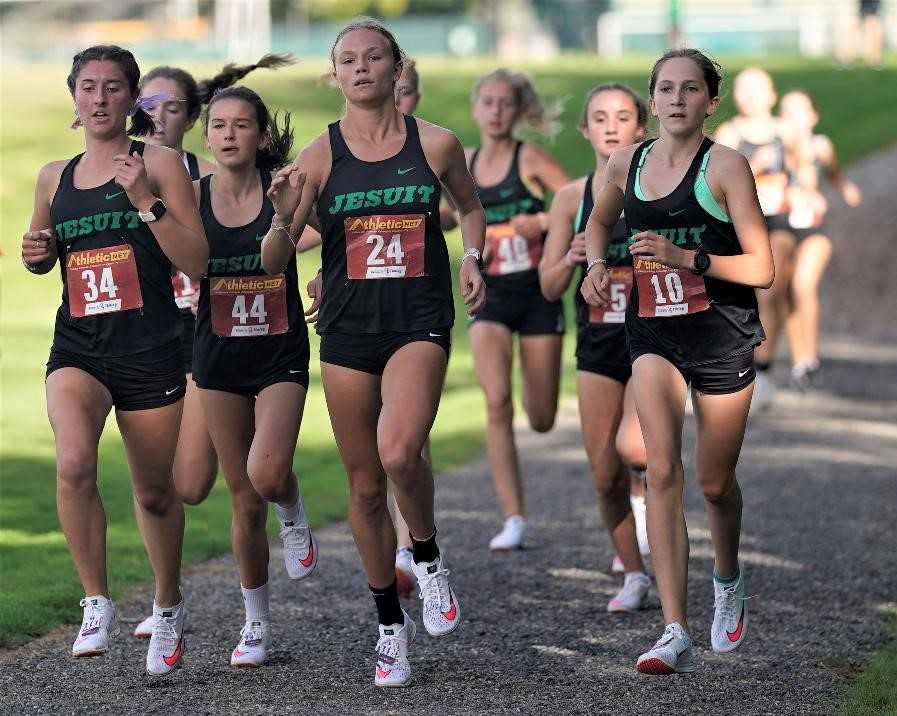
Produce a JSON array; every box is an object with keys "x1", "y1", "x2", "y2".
[{"x1": 691, "y1": 247, "x2": 710, "y2": 275}]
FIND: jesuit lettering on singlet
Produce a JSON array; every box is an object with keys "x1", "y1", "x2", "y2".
[
  {"x1": 326, "y1": 184, "x2": 436, "y2": 214},
  {"x1": 345, "y1": 214, "x2": 426, "y2": 279},
  {"x1": 55, "y1": 211, "x2": 143, "y2": 242},
  {"x1": 65, "y1": 245, "x2": 143, "y2": 317},
  {"x1": 210, "y1": 275, "x2": 288, "y2": 337}
]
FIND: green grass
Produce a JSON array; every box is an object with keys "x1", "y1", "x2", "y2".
[
  {"x1": 2, "y1": 55, "x2": 897, "y2": 648},
  {"x1": 841, "y1": 611, "x2": 897, "y2": 715}
]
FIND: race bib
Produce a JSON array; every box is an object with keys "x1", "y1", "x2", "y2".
[
  {"x1": 755, "y1": 173, "x2": 788, "y2": 216},
  {"x1": 485, "y1": 222, "x2": 542, "y2": 276},
  {"x1": 210, "y1": 274, "x2": 288, "y2": 337},
  {"x1": 589, "y1": 267, "x2": 633, "y2": 324},
  {"x1": 171, "y1": 271, "x2": 199, "y2": 310},
  {"x1": 66, "y1": 244, "x2": 143, "y2": 317},
  {"x1": 788, "y1": 195, "x2": 824, "y2": 230},
  {"x1": 345, "y1": 214, "x2": 426, "y2": 279},
  {"x1": 635, "y1": 258, "x2": 709, "y2": 318}
]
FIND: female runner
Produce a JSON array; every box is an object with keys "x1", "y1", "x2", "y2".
[
  {"x1": 779, "y1": 90, "x2": 861, "y2": 389},
  {"x1": 465, "y1": 68, "x2": 569, "y2": 551},
  {"x1": 540, "y1": 83, "x2": 650, "y2": 612},
  {"x1": 20, "y1": 45, "x2": 207, "y2": 676},
  {"x1": 715, "y1": 68, "x2": 795, "y2": 408},
  {"x1": 132, "y1": 54, "x2": 295, "y2": 639},
  {"x1": 581, "y1": 49, "x2": 773, "y2": 674},
  {"x1": 261, "y1": 18, "x2": 485, "y2": 687},
  {"x1": 191, "y1": 85, "x2": 315, "y2": 666}
]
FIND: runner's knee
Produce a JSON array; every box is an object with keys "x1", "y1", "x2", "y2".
[
  {"x1": 526, "y1": 408, "x2": 555, "y2": 433},
  {"x1": 699, "y1": 473, "x2": 738, "y2": 503},
  {"x1": 379, "y1": 440, "x2": 421, "y2": 479},
  {"x1": 348, "y1": 478, "x2": 387, "y2": 519},
  {"x1": 616, "y1": 432, "x2": 647, "y2": 471},
  {"x1": 645, "y1": 459, "x2": 683, "y2": 493},
  {"x1": 174, "y1": 463, "x2": 216, "y2": 506},
  {"x1": 247, "y1": 458, "x2": 291, "y2": 502},
  {"x1": 133, "y1": 482, "x2": 176, "y2": 516},
  {"x1": 484, "y1": 390, "x2": 513, "y2": 425},
  {"x1": 56, "y1": 450, "x2": 98, "y2": 492}
]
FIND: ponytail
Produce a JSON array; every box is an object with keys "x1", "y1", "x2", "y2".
[
  {"x1": 128, "y1": 107, "x2": 155, "y2": 137},
  {"x1": 197, "y1": 54, "x2": 295, "y2": 105}
]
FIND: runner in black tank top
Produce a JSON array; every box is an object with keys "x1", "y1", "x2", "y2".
[
  {"x1": 779, "y1": 90, "x2": 862, "y2": 392},
  {"x1": 21, "y1": 45, "x2": 208, "y2": 675},
  {"x1": 581, "y1": 50, "x2": 774, "y2": 675},
  {"x1": 259, "y1": 20, "x2": 486, "y2": 687},
  {"x1": 716, "y1": 67, "x2": 797, "y2": 410},
  {"x1": 464, "y1": 68, "x2": 570, "y2": 552},
  {"x1": 540, "y1": 82, "x2": 650, "y2": 612},
  {"x1": 186, "y1": 86, "x2": 316, "y2": 668}
]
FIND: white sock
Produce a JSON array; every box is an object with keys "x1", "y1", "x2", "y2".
[
  {"x1": 624, "y1": 571, "x2": 648, "y2": 585},
  {"x1": 275, "y1": 497, "x2": 305, "y2": 526},
  {"x1": 153, "y1": 600, "x2": 183, "y2": 617},
  {"x1": 241, "y1": 582, "x2": 271, "y2": 623}
]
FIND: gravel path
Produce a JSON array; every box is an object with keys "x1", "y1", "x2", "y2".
[{"x1": 3, "y1": 149, "x2": 895, "y2": 715}]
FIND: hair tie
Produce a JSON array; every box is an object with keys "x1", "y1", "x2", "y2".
[{"x1": 131, "y1": 92, "x2": 171, "y2": 115}]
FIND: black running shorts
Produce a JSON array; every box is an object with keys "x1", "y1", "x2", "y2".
[
  {"x1": 630, "y1": 345, "x2": 755, "y2": 395},
  {"x1": 575, "y1": 323, "x2": 631, "y2": 384},
  {"x1": 320, "y1": 328, "x2": 451, "y2": 376},
  {"x1": 46, "y1": 340, "x2": 186, "y2": 411},
  {"x1": 179, "y1": 310, "x2": 195, "y2": 375},
  {"x1": 471, "y1": 283, "x2": 565, "y2": 336}
]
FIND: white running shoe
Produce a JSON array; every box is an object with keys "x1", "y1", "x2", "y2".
[
  {"x1": 489, "y1": 515, "x2": 525, "y2": 551},
  {"x1": 636, "y1": 622, "x2": 696, "y2": 675},
  {"x1": 230, "y1": 620, "x2": 271, "y2": 668},
  {"x1": 374, "y1": 610, "x2": 416, "y2": 687},
  {"x1": 711, "y1": 565, "x2": 749, "y2": 653},
  {"x1": 611, "y1": 555, "x2": 625, "y2": 573},
  {"x1": 146, "y1": 602, "x2": 186, "y2": 677},
  {"x1": 412, "y1": 552, "x2": 462, "y2": 637},
  {"x1": 395, "y1": 547, "x2": 415, "y2": 598},
  {"x1": 631, "y1": 495, "x2": 650, "y2": 556},
  {"x1": 608, "y1": 573, "x2": 651, "y2": 613},
  {"x1": 751, "y1": 372, "x2": 774, "y2": 413},
  {"x1": 278, "y1": 518, "x2": 318, "y2": 580},
  {"x1": 133, "y1": 614, "x2": 153, "y2": 639},
  {"x1": 72, "y1": 596, "x2": 119, "y2": 657}
]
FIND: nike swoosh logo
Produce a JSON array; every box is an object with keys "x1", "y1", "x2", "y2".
[
  {"x1": 288, "y1": 369, "x2": 304, "y2": 374},
  {"x1": 727, "y1": 605, "x2": 745, "y2": 642},
  {"x1": 397, "y1": 167, "x2": 414, "y2": 175},
  {"x1": 254, "y1": 234, "x2": 266, "y2": 242},
  {"x1": 429, "y1": 332, "x2": 442, "y2": 337},
  {"x1": 162, "y1": 639, "x2": 183, "y2": 667},
  {"x1": 442, "y1": 596, "x2": 457, "y2": 621},
  {"x1": 667, "y1": 209, "x2": 686, "y2": 216},
  {"x1": 233, "y1": 648, "x2": 247, "y2": 657},
  {"x1": 376, "y1": 666, "x2": 391, "y2": 679},
  {"x1": 105, "y1": 191, "x2": 124, "y2": 200},
  {"x1": 738, "y1": 369, "x2": 750, "y2": 378},
  {"x1": 299, "y1": 540, "x2": 315, "y2": 569},
  {"x1": 165, "y1": 387, "x2": 180, "y2": 396}
]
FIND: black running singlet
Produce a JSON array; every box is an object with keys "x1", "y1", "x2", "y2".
[
  {"x1": 623, "y1": 138, "x2": 763, "y2": 362},
  {"x1": 315, "y1": 115, "x2": 453, "y2": 334},
  {"x1": 183, "y1": 151, "x2": 201, "y2": 181},
  {"x1": 471, "y1": 141, "x2": 545, "y2": 290},
  {"x1": 193, "y1": 172, "x2": 308, "y2": 386},
  {"x1": 49, "y1": 141, "x2": 180, "y2": 357},
  {"x1": 737, "y1": 134, "x2": 788, "y2": 217},
  {"x1": 574, "y1": 173, "x2": 632, "y2": 330}
]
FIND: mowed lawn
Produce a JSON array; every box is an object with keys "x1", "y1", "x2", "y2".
[{"x1": 2, "y1": 54, "x2": 897, "y2": 648}]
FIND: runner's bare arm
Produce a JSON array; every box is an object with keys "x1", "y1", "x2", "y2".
[
  {"x1": 516, "y1": 143, "x2": 570, "y2": 237},
  {"x1": 582, "y1": 148, "x2": 631, "y2": 306},
  {"x1": 703, "y1": 146, "x2": 774, "y2": 288},
  {"x1": 817, "y1": 135, "x2": 862, "y2": 206},
  {"x1": 123, "y1": 145, "x2": 208, "y2": 279},
  {"x1": 539, "y1": 179, "x2": 583, "y2": 301},
  {"x1": 21, "y1": 162, "x2": 64, "y2": 275}
]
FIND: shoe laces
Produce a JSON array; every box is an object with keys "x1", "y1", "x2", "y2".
[
  {"x1": 279, "y1": 522, "x2": 309, "y2": 551},
  {"x1": 418, "y1": 565, "x2": 451, "y2": 609},
  {"x1": 78, "y1": 598, "x2": 105, "y2": 632},
  {"x1": 239, "y1": 621, "x2": 266, "y2": 647},
  {"x1": 652, "y1": 624, "x2": 680, "y2": 649},
  {"x1": 714, "y1": 582, "x2": 751, "y2": 622},
  {"x1": 375, "y1": 632, "x2": 403, "y2": 666},
  {"x1": 152, "y1": 611, "x2": 180, "y2": 647}
]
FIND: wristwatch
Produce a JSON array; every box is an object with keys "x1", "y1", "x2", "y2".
[
  {"x1": 691, "y1": 247, "x2": 711, "y2": 275},
  {"x1": 461, "y1": 247, "x2": 482, "y2": 269},
  {"x1": 138, "y1": 199, "x2": 167, "y2": 223}
]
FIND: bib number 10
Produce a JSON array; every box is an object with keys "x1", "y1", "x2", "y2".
[
  {"x1": 231, "y1": 294, "x2": 267, "y2": 325},
  {"x1": 82, "y1": 267, "x2": 119, "y2": 302},
  {"x1": 649, "y1": 272, "x2": 684, "y2": 305}
]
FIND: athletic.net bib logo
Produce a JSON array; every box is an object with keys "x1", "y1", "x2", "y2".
[
  {"x1": 634, "y1": 258, "x2": 709, "y2": 318},
  {"x1": 210, "y1": 274, "x2": 288, "y2": 337}
]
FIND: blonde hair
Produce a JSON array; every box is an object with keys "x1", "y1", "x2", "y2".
[{"x1": 472, "y1": 68, "x2": 562, "y2": 138}]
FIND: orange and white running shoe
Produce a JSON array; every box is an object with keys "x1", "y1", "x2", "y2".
[
  {"x1": 278, "y1": 519, "x2": 318, "y2": 580},
  {"x1": 145, "y1": 602, "x2": 186, "y2": 677},
  {"x1": 230, "y1": 620, "x2": 271, "y2": 668},
  {"x1": 374, "y1": 610, "x2": 416, "y2": 687},
  {"x1": 412, "y1": 553, "x2": 462, "y2": 637},
  {"x1": 636, "y1": 622, "x2": 695, "y2": 675},
  {"x1": 711, "y1": 564, "x2": 749, "y2": 653},
  {"x1": 608, "y1": 573, "x2": 651, "y2": 613}
]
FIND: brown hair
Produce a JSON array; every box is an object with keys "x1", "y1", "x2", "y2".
[
  {"x1": 67, "y1": 45, "x2": 153, "y2": 136},
  {"x1": 649, "y1": 48, "x2": 723, "y2": 98},
  {"x1": 330, "y1": 17, "x2": 405, "y2": 71},
  {"x1": 472, "y1": 68, "x2": 562, "y2": 138},
  {"x1": 579, "y1": 83, "x2": 647, "y2": 128}
]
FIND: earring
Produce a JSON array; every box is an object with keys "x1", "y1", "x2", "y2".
[{"x1": 70, "y1": 109, "x2": 83, "y2": 129}]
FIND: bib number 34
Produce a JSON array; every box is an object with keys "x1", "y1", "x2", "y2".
[{"x1": 66, "y1": 244, "x2": 143, "y2": 317}]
